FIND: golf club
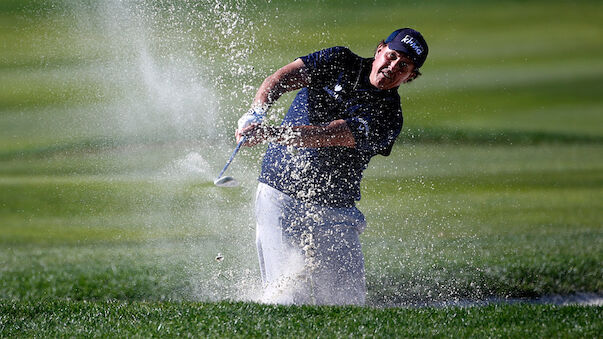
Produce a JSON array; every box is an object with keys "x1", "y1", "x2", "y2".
[{"x1": 214, "y1": 136, "x2": 246, "y2": 187}]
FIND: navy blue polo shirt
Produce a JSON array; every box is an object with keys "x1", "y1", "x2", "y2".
[{"x1": 258, "y1": 46, "x2": 403, "y2": 207}]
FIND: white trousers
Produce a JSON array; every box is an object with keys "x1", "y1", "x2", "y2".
[{"x1": 255, "y1": 182, "x2": 367, "y2": 305}]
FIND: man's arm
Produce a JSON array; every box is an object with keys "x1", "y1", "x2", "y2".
[
  {"x1": 241, "y1": 119, "x2": 356, "y2": 148},
  {"x1": 236, "y1": 58, "x2": 309, "y2": 143},
  {"x1": 252, "y1": 58, "x2": 309, "y2": 108},
  {"x1": 237, "y1": 58, "x2": 356, "y2": 148}
]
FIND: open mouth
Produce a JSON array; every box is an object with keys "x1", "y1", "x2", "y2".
[{"x1": 380, "y1": 69, "x2": 392, "y2": 79}]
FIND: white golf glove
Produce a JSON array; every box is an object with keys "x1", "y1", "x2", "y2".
[{"x1": 237, "y1": 106, "x2": 267, "y2": 130}]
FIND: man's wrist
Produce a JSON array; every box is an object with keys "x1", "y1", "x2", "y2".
[{"x1": 250, "y1": 103, "x2": 270, "y2": 117}]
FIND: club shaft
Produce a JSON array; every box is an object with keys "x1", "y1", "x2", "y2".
[{"x1": 216, "y1": 137, "x2": 246, "y2": 179}]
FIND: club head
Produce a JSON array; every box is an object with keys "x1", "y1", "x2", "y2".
[{"x1": 213, "y1": 176, "x2": 239, "y2": 187}]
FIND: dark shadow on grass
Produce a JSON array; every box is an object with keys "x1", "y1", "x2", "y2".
[{"x1": 402, "y1": 127, "x2": 603, "y2": 146}]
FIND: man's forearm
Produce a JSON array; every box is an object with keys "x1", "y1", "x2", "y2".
[{"x1": 260, "y1": 120, "x2": 356, "y2": 148}]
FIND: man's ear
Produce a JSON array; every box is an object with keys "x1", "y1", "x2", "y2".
[
  {"x1": 404, "y1": 70, "x2": 421, "y2": 83},
  {"x1": 374, "y1": 43, "x2": 387, "y2": 58}
]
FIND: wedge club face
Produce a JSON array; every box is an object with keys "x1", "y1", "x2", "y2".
[
  {"x1": 214, "y1": 176, "x2": 239, "y2": 187},
  {"x1": 214, "y1": 137, "x2": 246, "y2": 188}
]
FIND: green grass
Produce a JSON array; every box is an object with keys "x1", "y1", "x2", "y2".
[
  {"x1": 1, "y1": 300, "x2": 601, "y2": 337},
  {"x1": 1, "y1": 145, "x2": 600, "y2": 306},
  {"x1": 1, "y1": 0, "x2": 602, "y2": 336}
]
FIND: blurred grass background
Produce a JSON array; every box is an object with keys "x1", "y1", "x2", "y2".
[{"x1": 0, "y1": 0, "x2": 602, "y2": 309}]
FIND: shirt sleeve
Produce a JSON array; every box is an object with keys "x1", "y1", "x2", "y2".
[
  {"x1": 299, "y1": 46, "x2": 352, "y2": 86},
  {"x1": 345, "y1": 99, "x2": 403, "y2": 156}
]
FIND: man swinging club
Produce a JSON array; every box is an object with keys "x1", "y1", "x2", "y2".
[{"x1": 236, "y1": 28, "x2": 429, "y2": 305}]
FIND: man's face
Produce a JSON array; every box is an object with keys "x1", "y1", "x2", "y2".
[{"x1": 370, "y1": 45, "x2": 416, "y2": 90}]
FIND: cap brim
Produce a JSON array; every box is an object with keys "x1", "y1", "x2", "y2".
[{"x1": 388, "y1": 43, "x2": 420, "y2": 66}]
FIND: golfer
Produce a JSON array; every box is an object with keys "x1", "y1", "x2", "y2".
[{"x1": 236, "y1": 28, "x2": 428, "y2": 305}]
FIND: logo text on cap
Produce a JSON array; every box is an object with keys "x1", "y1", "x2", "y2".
[{"x1": 401, "y1": 35, "x2": 424, "y2": 55}]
